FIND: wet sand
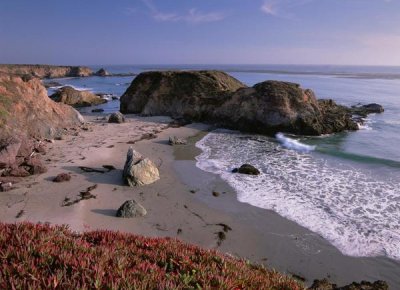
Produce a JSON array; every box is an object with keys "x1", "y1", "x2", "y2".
[{"x1": 0, "y1": 114, "x2": 399, "y2": 288}]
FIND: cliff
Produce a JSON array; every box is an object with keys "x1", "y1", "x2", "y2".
[{"x1": 0, "y1": 64, "x2": 92, "y2": 79}]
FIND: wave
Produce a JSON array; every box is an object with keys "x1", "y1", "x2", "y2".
[
  {"x1": 276, "y1": 133, "x2": 316, "y2": 152},
  {"x1": 195, "y1": 130, "x2": 400, "y2": 261}
]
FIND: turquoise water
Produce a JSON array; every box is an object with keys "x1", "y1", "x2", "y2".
[{"x1": 48, "y1": 65, "x2": 400, "y2": 260}]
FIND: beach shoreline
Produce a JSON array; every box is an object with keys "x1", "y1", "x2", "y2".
[{"x1": 0, "y1": 114, "x2": 399, "y2": 288}]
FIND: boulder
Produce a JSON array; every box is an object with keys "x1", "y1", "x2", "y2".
[
  {"x1": 232, "y1": 164, "x2": 260, "y2": 175},
  {"x1": 95, "y1": 68, "x2": 110, "y2": 77},
  {"x1": 108, "y1": 112, "x2": 125, "y2": 123},
  {"x1": 53, "y1": 173, "x2": 72, "y2": 182},
  {"x1": 122, "y1": 147, "x2": 160, "y2": 186},
  {"x1": 120, "y1": 70, "x2": 246, "y2": 120},
  {"x1": 168, "y1": 136, "x2": 187, "y2": 145},
  {"x1": 50, "y1": 86, "x2": 107, "y2": 107},
  {"x1": 119, "y1": 71, "x2": 361, "y2": 136},
  {"x1": 116, "y1": 200, "x2": 147, "y2": 218}
]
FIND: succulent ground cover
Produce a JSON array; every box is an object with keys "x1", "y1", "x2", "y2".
[{"x1": 0, "y1": 222, "x2": 302, "y2": 289}]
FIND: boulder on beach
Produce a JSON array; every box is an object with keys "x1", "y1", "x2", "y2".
[
  {"x1": 232, "y1": 164, "x2": 260, "y2": 175},
  {"x1": 119, "y1": 70, "x2": 361, "y2": 136},
  {"x1": 120, "y1": 70, "x2": 246, "y2": 119},
  {"x1": 116, "y1": 200, "x2": 147, "y2": 218},
  {"x1": 122, "y1": 147, "x2": 160, "y2": 186},
  {"x1": 50, "y1": 86, "x2": 107, "y2": 107},
  {"x1": 168, "y1": 136, "x2": 187, "y2": 145},
  {"x1": 108, "y1": 112, "x2": 125, "y2": 123}
]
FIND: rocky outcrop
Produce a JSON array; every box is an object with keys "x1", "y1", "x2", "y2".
[
  {"x1": 108, "y1": 112, "x2": 125, "y2": 123},
  {"x1": 94, "y1": 68, "x2": 110, "y2": 77},
  {"x1": 350, "y1": 103, "x2": 384, "y2": 117},
  {"x1": 232, "y1": 164, "x2": 260, "y2": 175},
  {"x1": 120, "y1": 71, "x2": 361, "y2": 136},
  {"x1": 0, "y1": 72, "x2": 83, "y2": 139},
  {"x1": 168, "y1": 136, "x2": 187, "y2": 145},
  {"x1": 120, "y1": 70, "x2": 246, "y2": 120},
  {"x1": 50, "y1": 86, "x2": 107, "y2": 107},
  {"x1": 122, "y1": 147, "x2": 160, "y2": 186},
  {"x1": 0, "y1": 64, "x2": 92, "y2": 79},
  {"x1": 116, "y1": 200, "x2": 147, "y2": 218},
  {"x1": 308, "y1": 278, "x2": 388, "y2": 290}
]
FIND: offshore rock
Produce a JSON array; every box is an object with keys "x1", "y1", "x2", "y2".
[
  {"x1": 50, "y1": 86, "x2": 107, "y2": 107},
  {"x1": 122, "y1": 147, "x2": 159, "y2": 186}
]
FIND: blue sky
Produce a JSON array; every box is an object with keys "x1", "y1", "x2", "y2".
[{"x1": 1, "y1": 0, "x2": 399, "y2": 65}]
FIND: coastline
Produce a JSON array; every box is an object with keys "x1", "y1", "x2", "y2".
[{"x1": 0, "y1": 114, "x2": 399, "y2": 288}]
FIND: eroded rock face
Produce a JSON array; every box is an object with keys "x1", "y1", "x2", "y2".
[
  {"x1": 120, "y1": 70, "x2": 246, "y2": 120},
  {"x1": 50, "y1": 86, "x2": 107, "y2": 107},
  {"x1": 0, "y1": 64, "x2": 92, "y2": 78},
  {"x1": 122, "y1": 147, "x2": 160, "y2": 186},
  {"x1": 120, "y1": 71, "x2": 359, "y2": 136},
  {"x1": 116, "y1": 200, "x2": 147, "y2": 218},
  {"x1": 0, "y1": 72, "x2": 84, "y2": 139}
]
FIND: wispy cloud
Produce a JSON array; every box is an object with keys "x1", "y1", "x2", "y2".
[
  {"x1": 141, "y1": 0, "x2": 226, "y2": 23},
  {"x1": 260, "y1": 0, "x2": 314, "y2": 18}
]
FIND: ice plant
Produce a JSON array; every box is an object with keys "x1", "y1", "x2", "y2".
[{"x1": 0, "y1": 222, "x2": 303, "y2": 289}]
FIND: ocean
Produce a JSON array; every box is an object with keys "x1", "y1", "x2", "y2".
[{"x1": 47, "y1": 64, "x2": 400, "y2": 262}]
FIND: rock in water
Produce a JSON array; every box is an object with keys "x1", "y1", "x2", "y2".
[
  {"x1": 94, "y1": 68, "x2": 110, "y2": 77},
  {"x1": 50, "y1": 86, "x2": 107, "y2": 107},
  {"x1": 122, "y1": 147, "x2": 160, "y2": 186},
  {"x1": 168, "y1": 136, "x2": 187, "y2": 145},
  {"x1": 108, "y1": 112, "x2": 125, "y2": 123},
  {"x1": 116, "y1": 200, "x2": 147, "y2": 218},
  {"x1": 232, "y1": 164, "x2": 260, "y2": 175},
  {"x1": 350, "y1": 103, "x2": 384, "y2": 117}
]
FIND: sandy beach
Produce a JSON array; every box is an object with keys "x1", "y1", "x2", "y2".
[{"x1": 0, "y1": 114, "x2": 399, "y2": 288}]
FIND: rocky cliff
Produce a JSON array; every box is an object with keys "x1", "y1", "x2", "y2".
[
  {"x1": 0, "y1": 64, "x2": 92, "y2": 79},
  {"x1": 0, "y1": 72, "x2": 84, "y2": 139},
  {"x1": 120, "y1": 71, "x2": 358, "y2": 135}
]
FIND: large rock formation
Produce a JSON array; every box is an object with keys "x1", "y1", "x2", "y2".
[
  {"x1": 0, "y1": 73, "x2": 83, "y2": 138},
  {"x1": 0, "y1": 64, "x2": 92, "y2": 79},
  {"x1": 50, "y1": 86, "x2": 107, "y2": 107},
  {"x1": 0, "y1": 72, "x2": 84, "y2": 178},
  {"x1": 120, "y1": 70, "x2": 246, "y2": 120},
  {"x1": 120, "y1": 71, "x2": 360, "y2": 136}
]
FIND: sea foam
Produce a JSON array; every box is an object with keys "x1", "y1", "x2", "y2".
[{"x1": 195, "y1": 130, "x2": 400, "y2": 261}]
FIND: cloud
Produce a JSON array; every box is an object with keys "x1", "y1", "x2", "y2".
[
  {"x1": 260, "y1": 0, "x2": 314, "y2": 18},
  {"x1": 141, "y1": 0, "x2": 225, "y2": 23}
]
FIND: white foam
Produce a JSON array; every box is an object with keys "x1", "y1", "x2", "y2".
[
  {"x1": 195, "y1": 130, "x2": 400, "y2": 261},
  {"x1": 276, "y1": 133, "x2": 316, "y2": 152}
]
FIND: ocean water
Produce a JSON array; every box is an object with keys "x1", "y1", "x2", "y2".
[{"x1": 48, "y1": 65, "x2": 400, "y2": 261}]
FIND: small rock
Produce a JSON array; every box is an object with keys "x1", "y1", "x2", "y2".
[
  {"x1": 232, "y1": 164, "x2": 260, "y2": 175},
  {"x1": 53, "y1": 173, "x2": 71, "y2": 183},
  {"x1": 168, "y1": 136, "x2": 187, "y2": 145},
  {"x1": 116, "y1": 200, "x2": 147, "y2": 218},
  {"x1": 108, "y1": 112, "x2": 125, "y2": 123},
  {"x1": 0, "y1": 182, "x2": 13, "y2": 192},
  {"x1": 212, "y1": 191, "x2": 220, "y2": 197},
  {"x1": 92, "y1": 108, "x2": 104, "y2": 113}
]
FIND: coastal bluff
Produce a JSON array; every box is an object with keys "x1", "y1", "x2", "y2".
[
  {"x1": 120, "y1": 70, "x2": 358, "y2": 136},
  {"x1": 0, "y1": 64, "x2": 92, "y2": 79}
]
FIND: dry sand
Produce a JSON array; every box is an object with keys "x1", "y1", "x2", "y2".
[{"x1": 0, "y1": 114, "x2": 399, "y2": 288}]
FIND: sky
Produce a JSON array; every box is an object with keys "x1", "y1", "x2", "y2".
[{"x1": 1, "y1": 0, "x2": 400, "y2": 66}]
